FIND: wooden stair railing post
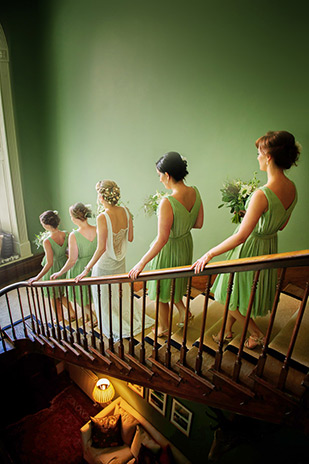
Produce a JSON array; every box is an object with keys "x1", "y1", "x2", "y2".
[
  {"x1": 26, "y1": 287, "x2": 36, "y2": 333},
  {"x1": 118, "y1": 283, "x2": 124, "y2": 359},
  {"x1": 5, "y1": 293, "x2": 16, "y2": 340},
  {"x1": 59, "y1": 291, "x2": 68, "y2": 342},
  {"x1": 96, "y1": 284, "x2": 105, "y2": 355},
  {"x1": 180, "y1": 276, "x2": 192, "y2": 366},
  {"x1": 233, "y1": 270, "x2": 260, "y2": 382},
  {"x1": 277, "y1": 282, "x2": 309, "y2": 391},
  {"x1": 39, "y1": 287, "x2": 49, "y2": 337},
  {"x1": 139, "y1": 282, "x2": 147, "y2": 364},
  {"x1": 129, "y1": 283, "x2": 135, "y2": 356},
  {"x1": 108, "y1": 284, "x2": 114, "y2": 352},
  {"x1": 35, "y1": 287, "x2": 46, "y2": 337},
  {"x1": 255, "y1": 268, "x2": 286, "y2": 378},
  {"x1": 72, "y1": 286, "x2": 81, "y2": 345},
  {"x1": 152, "y1": 280, "x2": 161, "y2": 361},
  {"x1": 52, "y1": 287, "x2": 62, "y2": 340},
  {"x1": 45, "y1": 287, "x2": 56, "y2": 338},
  {"x1": 195, "y1": 275, "x2": 211, "y2": 375},
  {"x1": 88, "y1": 285, "x2": 96, "y2": 349},
  {"x1": 79, "y1": 286, "x2": 88, "y2": 350},
  {"x1": 65, "y1": 286, "x2": 74, "y2": 345},
  {"x1": 35, "y1": 287, "x2": 48, "y2": 336},
  {"x1": 165, "y1": 278, "x2": 176, "y2": 368},
  {"x1": 31, "y1": 286, "x2": 41, "y2": 335},
  {"x1": 17, "y1": 287, "x2": 28, "y2": 338},
  {"x1": 214, "y1": 272, "x2": 234, "y2": 371}
]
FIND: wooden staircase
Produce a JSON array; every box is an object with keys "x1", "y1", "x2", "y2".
[{"x1": 1, "y1": 250, "x2": 309, "y2": 433}]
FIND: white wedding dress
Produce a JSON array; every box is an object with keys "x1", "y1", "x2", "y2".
[{"x1": 91, "y1": 208, "x2": 153, "y2": 340}]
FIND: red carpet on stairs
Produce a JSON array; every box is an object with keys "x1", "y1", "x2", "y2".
[{"x1": 4, "y1": 383, "x2": 99, "y2": 464}]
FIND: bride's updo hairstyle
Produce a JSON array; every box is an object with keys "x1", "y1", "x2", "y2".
[
  {"x1": 39, "y1": 210, "x2": 60, "y2": 229},
  {"x1": 96, "y1": 180, "x2": 121, "y2": 206},
  {"x1": 156, "y1": 151, "x2": 188, "y2": 181},
  {"x1": 69, "y1": 203, "x2": 92, "y2": 221},
  {"x1": 255, "y1": 131, "x2": 301, "y2": 170}
]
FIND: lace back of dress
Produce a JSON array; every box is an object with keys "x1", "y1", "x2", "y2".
[{"x1": 113, "y1": 229, "x2": 126, "y2": 260}]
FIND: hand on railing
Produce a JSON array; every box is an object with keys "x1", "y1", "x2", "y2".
[
  {"x1": 128, "y1": 261, "x2": 145, "y2": 280},
  {"x1": 191, "y1": 251, "x2": 213, "y2": 274},
  {"x1": 28, "y1": 277, "x2": 38, "y2": 285},
  {"x1": 51, "y1": 272, "x2": 62, "y2": 280},
  {"x1": 74, "y1": 268, "x2": 89, "y2": 283}
]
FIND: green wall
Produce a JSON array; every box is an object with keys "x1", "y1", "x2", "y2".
[{"x1": 1, "y1": 0, "x2": 308, "y2": 268}]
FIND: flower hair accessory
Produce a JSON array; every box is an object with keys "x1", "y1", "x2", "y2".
[
  {"x1": 53, "y1": 210, "x2": 59, "y2": 215},
  {"x1": 96, "y1": 181, "x2": 121, "y2": 205}
]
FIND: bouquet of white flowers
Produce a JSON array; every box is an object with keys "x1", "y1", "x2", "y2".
[
  {"x1": 218, "y1": 172, "x2": 260, "y2": 224},
  {"x1": 143, "y1": 191, "x2": 167, "y2": 217},
  {"x1": 33, "y1": 230, "x2": 50, "y2": 249}
]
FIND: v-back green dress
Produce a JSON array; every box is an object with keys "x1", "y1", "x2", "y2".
[
  {"x1": 41, "y1": 233, "x2": 68, "y2": 298},
  {"x1": 67, "y1": 230, "x2": 97, "y2": 306},
  {"x1": 147, "y1": 186, "x2": 202, "y2": 303},
  {"x1": 211, "y1": 185, "x2": 297, "y2": 317}
]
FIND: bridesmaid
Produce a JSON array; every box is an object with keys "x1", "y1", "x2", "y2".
[
  {"x1": 192, "y1": 131, "x2": 300, "y2": 349},
  {"x1": 129, "y1": 152, "x2": 204, "y2": 337},
  {"x1": 28, "y1": 210, "x2": 75, "y2": 322},
  {"x1": 51, "y1": 203, "x2": 97, "y2": 322}
]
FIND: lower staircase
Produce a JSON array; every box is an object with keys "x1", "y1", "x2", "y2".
[{"x1": 1, "y1": 250, "x2": 309, "y2": 434}]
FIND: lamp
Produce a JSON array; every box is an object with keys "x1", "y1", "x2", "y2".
[{"x1": 93, "y1": 378, "x2": 115, "y2": 406}]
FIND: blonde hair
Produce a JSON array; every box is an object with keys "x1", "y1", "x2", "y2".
[
  {"x1": 96, "y1": 180, "x2": 120, "y2": 206},
  {"x1": 69, "y1": 203, "x2": 92, "y2": 221}
]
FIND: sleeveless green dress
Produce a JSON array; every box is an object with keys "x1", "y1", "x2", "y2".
[
  {"x1": 41, "y1": 234, "x2": 68, "y2": 298},
  {"x1": 147, "y1": 186, "x2": 202, "y2": 303},
  {"x1": 67, "y1": 230, "x2": 97, "y2": 306},
  {"x1": 211, "y1": 185, "x2": 297, "y2": 317}
]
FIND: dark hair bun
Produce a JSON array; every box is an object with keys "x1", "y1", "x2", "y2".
[
  {"x1": 156, "y1": 151, "x2": 189, "y2": 181},
  {"x1": 255, "y1": 131, "x2": 300, "y2": 170},
  {"x1": 39, "y1": 210, "x2": 60, "y2": 228}
]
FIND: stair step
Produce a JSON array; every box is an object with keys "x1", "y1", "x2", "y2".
[
  {"x1": 252, "y1": 353, "x2": 307, "y2": 400},
  {"x1": 268, "y1": 301, "x2": 309, "y2": 369}
]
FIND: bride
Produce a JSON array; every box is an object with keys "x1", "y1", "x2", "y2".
[{"x1": 75, "y1": 180, "x2": 153, "y2": 340}]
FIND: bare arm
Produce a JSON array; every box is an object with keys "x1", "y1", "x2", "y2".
[
  {"x1": 127, "y1": 208, "x2": 134, "y2": 242},
  {"x1": 75, "y1": 214, "x2": 108, "y2": 281},
  {"x1": 51, "y1": 233, "x2": 78, "y2": 279},
  {"x1": 129, "y1": 198, "x2": 173, "y2": 279},
  {"x1": 192, "y1": 189, "x2": 268, "y2": 273},
  {"x1": 193, "y1": 201, "x2": 204, "y2": 229},
  {"x1": 28, "y1": 239, "x2": 54, "y2": 283}
]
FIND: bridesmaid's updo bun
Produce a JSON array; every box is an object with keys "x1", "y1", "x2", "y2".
[
  {"x1": 255, "y1": 131, "x2": 301, "y2": 170},
  {"x1": 96, "y1": 180, "x2": 120, "y2": 206},
  {"x1": 39, "y1": 210, "x2": 60, "y2": 229},
  {"x1": 70, "y1": 203, "x2": 92, "y2": 221},
  {"x1": 156, "y1": 151, "x2": 189, "y2": 181}
]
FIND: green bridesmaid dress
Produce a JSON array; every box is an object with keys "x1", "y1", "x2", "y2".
[
  {"x1": 67, "y1": 230, "x2": 97, "y2": 306},
  {"x1": 211, "y1": 185, "x2": 297, "y2": 317},
  {"x1": 147, "y1": 186, "x2": 202, "y2": 303},
  {"x1": 41, "y1": 234, "x2": 68, "y2": 298}
]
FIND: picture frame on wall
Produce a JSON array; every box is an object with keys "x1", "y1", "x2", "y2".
[
  {"x1": 170, "y1": 398, "x2": 192, "y2": 436},
  {"x1": 127, "y1": 382, "x2": 144, "y2": 398},
  {"x1": 148, "y1": 389, "x2": 167, "y2": 416}
]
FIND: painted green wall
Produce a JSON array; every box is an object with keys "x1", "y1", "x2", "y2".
[{"x1": 1, "y1": 0, "x2": 308, "y2": 269}]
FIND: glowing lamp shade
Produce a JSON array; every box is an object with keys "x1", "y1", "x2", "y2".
[{"x1": 93, "y1": 378, "x2": 115, "y2": 405}]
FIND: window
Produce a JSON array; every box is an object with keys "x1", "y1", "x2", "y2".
[{"x1": 0, "y1": 24, "x2": 31, "y2": 265}]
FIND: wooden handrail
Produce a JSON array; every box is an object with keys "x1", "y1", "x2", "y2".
[{"x1": 1, "y1": 250, "x2": 308, "y2": 296}]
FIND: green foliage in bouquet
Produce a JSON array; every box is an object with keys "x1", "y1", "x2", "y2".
[
  {"x1": 143, "y1": 191, "x2": 167, "y2": 217},
  {"x1": 218, "y1": 172, "x2": 260, "y2": 224},
  {"x1": 33, "y1": 231, "x2": 50, "y2": 249}
]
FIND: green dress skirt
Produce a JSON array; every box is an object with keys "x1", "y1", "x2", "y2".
[
  {"x1": 67, "y1": 230, "x2": 97, "y2": 306},
  {"x1": 147, "y1": 186, "x2": 202, "y2": 303},
  {"x1": 211, "y1": 186, "x2": 297, "y2": 317},
  {"x1": 41, "y1": 234, "x2": 68, "y2": 298}
]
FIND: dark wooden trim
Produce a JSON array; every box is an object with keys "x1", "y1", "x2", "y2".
[{"x1": 0, "y1": 253, "x2": 44, "y2": 288}]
